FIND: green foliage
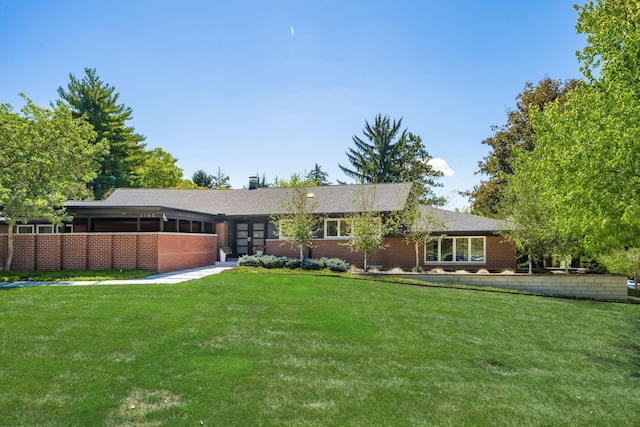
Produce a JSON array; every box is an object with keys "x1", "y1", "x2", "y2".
[
  {"x1": 270, "y1": 183, "x2": 319, "y2": 260},
  {"x1": 501, "y1": 1, "x2": 640, "y2": 263},
  {"x1": 339, "y1": 114, "x2": 443, "y2": 203},
  {"x1": 598, "y1": 248, "x2": 640, "y2": 279},
  {"x1": 271, "y1": 172, "x2": 316, "y2": 188},
  {"x1": 341, "y1": 185, "x2": 391, "y2": 270},
  {"x1": 0, "y1": 95, "x2": 107, "y2": 270},
  {"x1": 465, "y1": 77, "x2": 579, "y2": 218},
  {"x1": 237, "y1": 255, "x2": 349, "y2": 272},
  {"x1": 306, "y1": 163, "x2": 331, "y2": 185},
  {"x1": 212, "y1": 166, "x2": 231, "y2": 189},
  {"x1": 133, "y1": 147, "x2": 183, "y2": 188},
  {"x1": 389, "y1": 185, "x2": 446, "y2": 269},
  {"x1": 192, "y1": 169, "x2": 214, "y2": 188},
  {"x1": 57, "y1": 68, "x2": 147, "y2": 199}
]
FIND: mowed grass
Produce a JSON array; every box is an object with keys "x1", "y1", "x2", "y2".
[
  {"x1": 1, "y1": 272, "x2": 640, "y2": 426},
  {"x1": 0, "y1": 269, "x2": 154, "y2": 283}
]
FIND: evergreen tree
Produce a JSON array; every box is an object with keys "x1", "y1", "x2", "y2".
[
  {"x1": 306, "y1": 163, "x2": 330, "y2": 185},
  {"x1": 212, "y1": 167, "x2": 231, "y2": 189},
  {"x1": 339, "y1": 114, "x2": 442, "y2": 203},
  {"x1": 192, "y1": 169, "x2": 214, "y2": 188},
  {"x1": 57, "y1": 68, "x2": 147, "y2": 199}
]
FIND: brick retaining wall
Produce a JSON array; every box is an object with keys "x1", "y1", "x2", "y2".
[
  {"x1": 401, "y1": 273, "x2": 627, "y2": 301},
  {"x1": 0, "y1": 233, "x2": 217, "y2": 273}
]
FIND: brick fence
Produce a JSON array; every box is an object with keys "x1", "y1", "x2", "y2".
[
  {"x1": 399, "y1": 273, "x2": 628, "y2": 301},
  {"x1": 0, "y1": 233, "x2": 218, "y2": 273}
]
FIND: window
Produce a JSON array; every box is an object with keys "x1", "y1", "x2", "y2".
[
  {"x1": 56, "y1": 224, "x2": 73, "y2": 233},
  {"x1": 425, "y1": 237, "x2": 486, "y2": 263},
  {"x1": 278, "y1": 220, "x2": 292, "y2": 239},
  {"x1": 324, "y1": 219, "x2": 352, "y2": 238},
  {"x1": 36, "y1": 225, "x2": 54, "y2": 234},
  {"x1": 16, "y1": 225, "x2": 34, "y2": 234}
]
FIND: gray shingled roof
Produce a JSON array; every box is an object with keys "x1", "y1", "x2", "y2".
[
  {"x1": 67, "y1": 182, "x2": 413, "y2": 216},
  {"x1": 420, "y1": 205, "x2": 511, "y2": 233}
]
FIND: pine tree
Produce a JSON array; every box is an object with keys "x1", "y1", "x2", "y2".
[
  {"x1": 57, "y1": 68, "x2": 147, "y2": 199},
  {"x1": 339, "y1": 114, "x2": 443, "y2": 204},
  {"x1": 192, "y1": 169, "x2": 214, "y2": 188},
  {"x1": 306, "y1": 163, "x2": 330, "y2": 185}
]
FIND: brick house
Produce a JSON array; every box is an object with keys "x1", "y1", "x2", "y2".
[{"x1": 0, "y1": 182, "x2": 516, "y2": 272}]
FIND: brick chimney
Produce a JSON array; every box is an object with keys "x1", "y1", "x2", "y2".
[{"x1": 248, "y1": 176, "x2": 258, "y2": 190}]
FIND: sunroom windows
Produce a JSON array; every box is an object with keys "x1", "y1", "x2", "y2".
[{"x1": 425, "y1": 237, "x2": 485, "y2": 263}]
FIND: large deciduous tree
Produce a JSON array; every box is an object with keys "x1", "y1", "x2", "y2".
[
  {"x1": 465, "y1": 77, "x2": 579, "y2": 218},
  {"x1": 134, "y1": 147, "x2": 183, "y2": 188},
  {"x1": 0, "y1": 96, "x2": 106, "y2": 270},
  {"x1": 58, "y1": 68, "x2": 147, "y2": 199},
  {"x1": 506, "y1": 0, "x2": 640, "y2": 266},
  {"x1": 339, "y1": 114, "x2": 443, "y2": 204}
]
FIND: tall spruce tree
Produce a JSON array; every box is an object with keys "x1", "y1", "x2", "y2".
[
  {"x1": 57, "y1": 68, "x2": 147, "y2": 199},
  {"x1": 339, "y1": 114, "x2": 442, "y2": 204}
]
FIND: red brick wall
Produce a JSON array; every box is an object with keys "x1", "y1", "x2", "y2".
[
  {"x1": 137, "y1": 234, "x2": 159, "y2": 271},
  {"x1": 157, "y1": 233, "x2": 217, "y2": 272},
  {"x1": 112, "y1": 234, "x2": 139, "y2": 270},
  {"x1": 88, "y1": 234, "x2": 113, "y2": 270},
  {"x1": 11, "y1": 235, "x2": 36, "y2": 270},
  {"x1": 0, "y1": 232, "x2": 218, "y2": 273},
  {"x1": 36, "y1": 235, "x2": 62, "y2": 270},
  {"x1": 62, "y1": 234, "x2": 88, "y2": 270},
  {"x1": 266, "y1": 236, "x2": 517, "y2": 270},
  {"x1": 215, "y1": 222, "x2": 228, "y2": 261}
]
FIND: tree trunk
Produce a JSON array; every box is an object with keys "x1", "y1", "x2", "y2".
[
  {"x1": 4, "y1": 226, "x2": 14, "y2": 271},
  {"x1": 363, "y1": 252, "x2": 368, "y2": 272},
  {"x1": 564, "y1": 254, "x2": 569, "y2": 274},
  {"x1": 528, "y1": 249, "x2": 533, "y2": 274},
  {"x1": 414, "y1": 242, "x2": 419, "y2": 270}
]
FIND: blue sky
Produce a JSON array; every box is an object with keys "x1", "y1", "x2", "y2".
[{"x1": 0, "y1": 1, "x2": 585, "y2": 209}]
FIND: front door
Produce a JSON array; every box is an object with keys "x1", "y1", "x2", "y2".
[{"x1": 235, "y1": 222, "x2": 266, "y2": 255}]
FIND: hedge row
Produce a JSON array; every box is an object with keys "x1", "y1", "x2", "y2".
[{"x1": 237, "y1": 255, "x2": 349, "y2": 272}]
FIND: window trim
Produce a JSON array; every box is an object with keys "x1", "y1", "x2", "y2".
[
  {"x1": 16, "y1": 224, "x2": 34, "y2": 234},
  {"x1": 56, "y1": 224, "x2": 73, "y2": 233},
  {"x1": 36, "y1": 224, "x2": 54, "y2": 234},
  {"x1": 323, "y1": 218, "x2": 352, "y2": 239},
  {"x1": 424, "y1": 236, "x2": 486, "y2": 264}
]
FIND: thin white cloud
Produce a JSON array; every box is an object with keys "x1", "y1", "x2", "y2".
[
  {"x1": 428, "y1": 158, "x2": 454, "y2": 176},
  {"x1": 291, "y1": 26, "x2": 294, "y2": 36}
]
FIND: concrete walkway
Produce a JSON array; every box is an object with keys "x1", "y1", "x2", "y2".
[{"x1": 0, "y1": 261, "x2": 238, "y2": 288}]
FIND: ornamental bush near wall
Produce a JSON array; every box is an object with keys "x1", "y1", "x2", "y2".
[{"x1": 238, "y1": 255, "x2": 349, "y2": 272}]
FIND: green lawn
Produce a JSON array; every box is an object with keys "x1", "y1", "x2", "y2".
[
  {"x1": 1, "y1": 271, "x2": 639, "y2": 426},
  {"x1": 0, "y1": 269, "x2": 154, "y2": 283}
]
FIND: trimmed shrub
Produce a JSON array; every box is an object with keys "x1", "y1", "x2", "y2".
[
  {"x1": 285, "y1": 258, "x2": 301, "y2": 269},
  {"x1": 319, "y1": 257, "x2": 350, "y2": 272},
  {"x1": 237, "y1": 255, "x2": 262, "y2": 267},
  {"x1": 237, "y1": 255, "x2": 349, "y2": 272}
]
